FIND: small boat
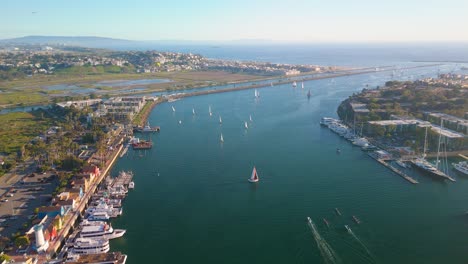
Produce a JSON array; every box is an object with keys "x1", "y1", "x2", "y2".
[
  {"x1": 336, "y1": 148, "x2": 341, "y2": 153},
  {"x1": 248, "y1": 166, "x2": 259, "y2": 183},
  {"x1": 249, "y1": 115, "x2": 252, "y2": 122},
  {"x1": 192, "y1": 108, "x2": 195, "y2": 115},
  {"x1": 179, "y1": 120, "x2": 182, "y2": 124},
  {"x1": 209, "y1": 105, "x2": 212, "y2": 116},
  {"x1": 345, "y1": 225, "x2": 352, "y2": 233},
  {"x1": 396, "y1": 159, "x2": 408, "y2": 169},
  {"x1": 244, "y1": 121, "x2": 248, "y2": 129},
  {"x1": 335, "y1": 208, "x2": 342, "y2": 216},
  {"x1": 128, "y1": 182, "x2": 135, "y2": 189},
  {"x1": 172, "y1": 106, "x2": 176, "y2": 112},
  {"x1": 219, "y1": 115, "x2": 222, "y2": 124},
  {"x1": 301, "y1": 82, "x2": 304, "y2": 89},
  {"x1": 292, "y1": 81, "x2": 297, "y2": 88},
  {"x1": 220, "y1": 133, "x2": 224, "y2": 143},
  {"x1": 352, "y1": 215, "x2": 361, "y2": 224},
  {"x1": 254, "y1": 89, "x2": 259, "y2": 98},
  {"x1": 323, "y1": 218, "x2": 330, "y2": 228},
  {"x1": 307, "y1": 90, "x2": 311, "y2": 99}
]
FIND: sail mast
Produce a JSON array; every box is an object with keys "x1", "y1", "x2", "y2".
[{"x1": 436, "y1": 119, "x2": 443, "y2": 169}]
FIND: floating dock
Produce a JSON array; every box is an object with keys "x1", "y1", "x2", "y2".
[{"x1": 368, "y1": 153, "x2": 418, "y2": 184}]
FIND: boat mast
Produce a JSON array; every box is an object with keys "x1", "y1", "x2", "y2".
[
  {"x1": 423, "y1": 126, "x2": 428, "y2": 158},
  {"x1": 436, "y1": 119, "x2": 443, "y2": 169}
]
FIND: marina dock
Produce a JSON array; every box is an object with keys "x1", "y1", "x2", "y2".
[{"x1": 368, "y1": 153, "x2": 418, "y2": 184}]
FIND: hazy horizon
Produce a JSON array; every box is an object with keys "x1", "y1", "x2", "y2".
[{"x1": 3, "y1": 0, "x2": 468, "y2": 42}]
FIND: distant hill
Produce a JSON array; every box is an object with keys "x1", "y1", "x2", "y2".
[{"x1": 0, "y1": 36, "x2": 141, "y2": 49}]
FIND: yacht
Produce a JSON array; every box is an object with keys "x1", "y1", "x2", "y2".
[
  {"x1": 453, "y1": 161, "x2": 468, "y2": 175},
  {"x1": 412, "y1": 158, "x2": 453, "y2": 181},
  {"x1": 320, "y1": 117, "x2": 338, "y2": 127},
  {"x1": 352, "y1": 137, "x2": 369, "y2": 147},
  {"x1": 87, "y1": 212, "x2": 110, "y2": 221},
  {"x1": 70, "y1": 238, "x2": 110, "y2": 255},
  {"x1": 79, "y1": 223, "x2": 126, "y2": 240},
  {"x1": 86, "y1": 203, "x2": 122, "y2": 218},
  {"x1": 395, "y1": 159, "x2": 409, "y2": 169}
]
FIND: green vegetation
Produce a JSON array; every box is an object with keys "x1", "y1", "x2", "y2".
[
  {"x1": 0, "y1": 253, "x2": 11, "y2": 262},
  {"x1": 14, "y1": 235, "x2": 30, "y2": 248},
  {"x1": 0, "y1": 92, "x2": 47, "y2": 105},
  {"x1": 0, "y1": 111, "x2": 54, "y2": 154},
  {"x1": 132, "y1": 101, "x2": 155, "y2": 126},
  {"x1": 55, "y1": 65, "x2": 135, "y2": 76}
]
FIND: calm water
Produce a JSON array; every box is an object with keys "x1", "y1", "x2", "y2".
[{"x1": 108, "y1": 66, "x2": 468, "y2": 264}]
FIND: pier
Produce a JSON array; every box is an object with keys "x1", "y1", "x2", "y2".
[{"x1": 368, "y1": 153, "x2": 418, "y2": 184}]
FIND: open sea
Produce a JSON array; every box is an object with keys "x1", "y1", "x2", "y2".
[{"x1": 105, "y1": 44, "x2": 468, "y2": 264}]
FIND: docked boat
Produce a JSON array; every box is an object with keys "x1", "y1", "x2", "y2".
[
  {"x1": 70, "y1": 238, "x2": 110, "y2": 255},
  {"x1": 86, "y1": 203, "x2": 122, "y2": 218},
  {"x1": 87, "y1": 212, "x2": 110, "y2": 221},
  {"x1": 412, "y1": 158, "x2": 453, "y2": 181},
  {"x1": 352, "y1": 137, "x2": 369, "y2": 147},
  {"x1": 128, "y1": 181, "x2": 135, "y2": 189},
  {"x1": 132, "y1": 140, "x2": 153, "y2": 150},
  {"x1": 79, "y1": 222, "x2": 126, "y2": 240},
  {"x1": 320, "y1": 117, "x2": 338, "y2": 127},
  {"x1": 248, "y1": 166, "x2": 259, "y2": 183},
  {"x1": 453, "y1": 161, "x2": 468, "y2": 175},
  {"x1": 141, "y1": 122, "x2": 159, "y2": 133},
  {"x1": 395, "y1": 159, "x2": 409, "y2": 169}
]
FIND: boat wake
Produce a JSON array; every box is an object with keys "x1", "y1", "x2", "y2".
[
  {"x1": 307, "y1": 217, "x2": 342, "y2": 264},
  {"x1": 345, "y1": 226, "x2": 377, "y2": 263}
]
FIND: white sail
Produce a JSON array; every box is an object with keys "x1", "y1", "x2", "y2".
[
  {"x1": 172, "y1": 106, "x2": 175, "y2": 112},
  {"x1": 249, "y1": 115, "x2": 252, "y2": 122},
  {"x1": 220, "y1": 133, "x2": 224, "y2": 142},
  {"x1": 301, "y1": 82, "x2": 304, "y2": 89},
  {"x1": 292, "y1": 81, "x2": 297, "y2": 87},
  {"x1": 255, "y1": 89, "x2": 259, "y2": 98},
  {"x1": 244, "y1": 121, "x2": 248, "y2": 129},
  {"x1": 209, "y1": 105, "x2": 212, "y2": 116},
  {"x1": 192, "y1": 108, "x2": 195, "y2": 115},
  {"x1": 248, "y1": 166, "x2": 259, "y2": 182},
  {"x1": 219, "y1": 116, "x2": 222, "y2": 124}
]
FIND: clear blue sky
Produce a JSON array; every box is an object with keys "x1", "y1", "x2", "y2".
[{"x1": 2, "y1": 0, "x2": 467, "y2": 42}]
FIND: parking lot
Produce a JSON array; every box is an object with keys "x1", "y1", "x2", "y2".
[{"x1": 0, "y1": 171, "x2": 57, "y2": 239}]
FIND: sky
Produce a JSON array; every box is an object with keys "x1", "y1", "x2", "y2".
[{"x1": 1, "y1": 0, "x2": 468, "y2": 42}]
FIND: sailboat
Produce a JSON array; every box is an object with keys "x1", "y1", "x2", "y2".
[
  {"x1": 220, "y1": 133, "x2": 224, "y2": 143},
  {"x1": 254, "y1": 89, "x2": 259, "y2": 98},
  {"x1": 172, "y1": 106, "x2": 176, "y2": 112},
  {"x1": 292, "y1": 81, "x2": 297, "y2": 88},
  {"x1": 249, "y1": 115, "x2": 252, "y2": 122},
  {"x1": 411, "y1": 124, "x2": 455, "y2": 181},
  {"x1": 307, "y1": 90, "x2": 311, "y2": 99},
  {"x1": 219, "y1": 115, "x2": 222, "y2": 124},
  {"x1": 270, "y1": 82, "x2": 274, "y2": 87},
  {"x1": 301, "y1": 82, "x2": 304, "y2": 89},
  {"x1": 244, "y1": 121, "x2": 248, "y2": 129},
  {"x1": 209, "y1": 105, "x2": 212, "y2": 116},
  {"x1": 248, "y1": 166, "x2": 259, "y2": 183},
  {"x1": 192, "y1": 108, "x2": 195, "y2": 115}
]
